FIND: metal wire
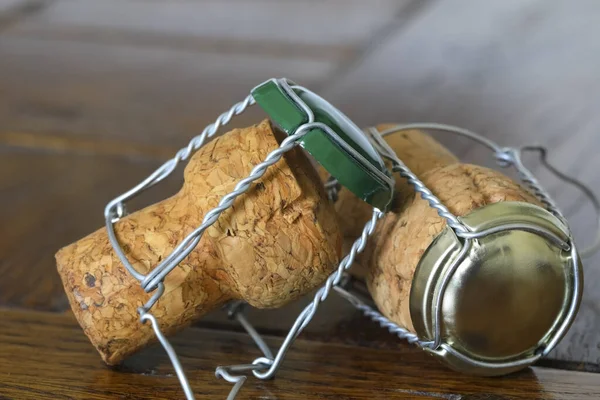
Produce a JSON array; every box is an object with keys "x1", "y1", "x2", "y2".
[
  {"x1": 104, "y1": 94, "x2": 257, "y2": 285},
  {"x1": 140, "y1": 127, "x2": 312, "y2": 293},
  {"x1": 496, "y1": 147, "x2": 563, "y2": 218},
  {"x1": 134, "y1": 125, "x2": 315, "y2": 399},
  {"x1": 224, "y1": 301, "x2": 274, "y2": 360},
  {"x1": 368, "y1": 126, "x2": 469, "y2": 232},
  {"x1": 510, "y1": 145, "x2": 600, "y2": 257},
  {"x1": 140, "y1": 311, "x2": 195, "y2": 400},
  {"x1": 212, "y1": 303, "x2": 276, "y2": 400},
  {"x1": 333, "y1": 284, "x2": 421, "y2": 344},
  {"x1": 103, "y1": 81, "x2": 393, "y2": 399}
]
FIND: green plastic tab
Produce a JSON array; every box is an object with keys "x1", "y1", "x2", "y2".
[
  {"x1": 251, "y1": 81, "x2": 307, "y2": 133},
  {"x1": 251, "y1": 78, "x2": 393, "y2": 211}
]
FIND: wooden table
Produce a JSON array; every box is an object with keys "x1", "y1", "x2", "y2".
[
  {"x1": 2, "y1": 1, "x2": 600, "y2": 399},
  {"x1": 3, "y1": 308, "x2": 600, "y2": 399}
]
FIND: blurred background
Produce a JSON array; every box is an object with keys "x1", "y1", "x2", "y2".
[{"x1": 1, "y1": 0, "x2": 599, "y2": 369}]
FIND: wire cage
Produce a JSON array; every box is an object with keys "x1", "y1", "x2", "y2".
[{"x1": 103, "y1": 78, "x2": 600, "y2": 399}]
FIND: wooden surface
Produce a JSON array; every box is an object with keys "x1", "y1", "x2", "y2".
[
  {"x1": 1, "y1": 0, "x2": 600, "y2": 398},
  {"x1": 3, "y1": 308, "x2": 600, "y2": 400}
]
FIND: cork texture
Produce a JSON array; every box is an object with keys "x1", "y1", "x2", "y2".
[
  {"x1": 329, "y1": 124, "x2": 459, "y2": 279},
  {"x1": 56, "y1": 120, "x2": 341, "y2": 365},
  {"x1": 367, "y1": 163, "x2": 541, "y2": 332}
]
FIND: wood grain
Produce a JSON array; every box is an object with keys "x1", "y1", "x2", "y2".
[
  {"x1": 1, "y1": 308, "x2": 599, "y2": 400},
  {"x1": 8, "y1": 0, "x2": 407, "y2": 46},
  {"x1": 0, "y1": 144, "x2": 181, "y2": 311},
  {"x1": 0, "y1": 36, "x2": 335, "y2": 148}
]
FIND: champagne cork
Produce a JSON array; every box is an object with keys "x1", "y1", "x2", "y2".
[
  {"x1": 367, "y1": 163, "x2": 541, "y2": 332},
  {"x1": 364, "y1": 130, "x2": 580, "y2": 376},
  {"x1": 56, "y1": 120, "x2": 341, "y2": 365}
]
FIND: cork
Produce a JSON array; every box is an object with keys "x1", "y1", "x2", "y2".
[
  {"x1": 367, "y1": 163, "x2": 542, "y2": 332},
  {"x1": 56, "y1": 120, "x2": 341, "y2": 365},
  {"x1": 326, "y1": 124, "x2": 459, "y2": 278}
]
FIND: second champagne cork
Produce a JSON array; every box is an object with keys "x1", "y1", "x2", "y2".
[{"x1": 365, "y1": 133, "x2": 580, "y2": 375}]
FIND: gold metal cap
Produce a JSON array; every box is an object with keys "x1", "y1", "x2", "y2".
[{"x1": 410, "y1": 202, "x2": 583, "y2": 376}]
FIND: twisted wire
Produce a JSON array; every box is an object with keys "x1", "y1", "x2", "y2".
[
  {"x1": 497, "y1": 145, "x2": 600, "y2": 258},
  {"x1": 141, "y1": 129, "x2": 308, "y2": 293},
  {"x1": 215, "y1": 365, "x2": 259, "y2": 400},
  {"x1": 324, "y1": 176, "x2": 340, "y2": 202},
  {"x1": 308, "y1": 209, "x2": 382, "y2": 322},
  {"x1": 363, "y1": 125, "x2": 467, "y2": 234},
  {"x1": 215, "y1": 304, "x2": 275, "y2": 400},
  {"x1": 333, "y1": 286, "x2": 421, "y2": 345},
  {"x1": 157, "y1": 94, "x2": 258, "y2": 187},
  {"x1": 392, "y1": 163, "x2": 468, "y2": 233},
  {"x1": 106, "y1": 94, "x2": 255, "y2": 216},
  {"x1": 104, "y1": 94, "x2": 256, "y2": 282},
  {"x1": 516, "y1": 168, "x2": 559, "y2": 214},
  {"x1": 253, "y1": 208, "x2": 384, "y2": 380},
  {"x1": 495, "y1": 147, "x2": 562, "y2": 218},
  {"x1": 103, "y1": 91, "x2": 308, "y2": 400},
  {"x1": 356, "y1": 302, "x2": 421, "y2": 344},
  {"x1": 152, "y1": 94, "x2": 258, "y2": 186},
  {"x1": 374, "y1": 123, "x2": 598, "y2": 247},
  {"x1": 105, "y1": 102, "x2": 600, "y2": 400}
]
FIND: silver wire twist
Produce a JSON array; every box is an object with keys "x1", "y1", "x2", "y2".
[
  {"x1": 104, "y1": 94, "x2": 257, "y2": 284},
  {"x1": 103, "y1": 93, "x2": 259, "y2": 400},
  {"x1": 392, "y1": 162, "x2": 469, "y2": 233},
  {"x1": 334, "y1": 285, "x2": 421, "y2": 344},
  {"x1": 368, "y1": 126, "x2": 467, "y2": 234},
  {"x1": 376, "y1": 123, "x2": 600, "y2": 258},
  {"x1": 495, "y1": 147, "x2": 563, "y2": 218},
  {"x1": 215, "y1": 302, "x2": 274, "y2": 400},
  {"x1": 140, "y1": 127, "x2": 311, "y2": 295},
  {"x1": 136, "y1": 125, "x2": 314, "y2": 400},
  {"x1": 519, "y1": 145, "x2": 600, "y2": 257}
]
